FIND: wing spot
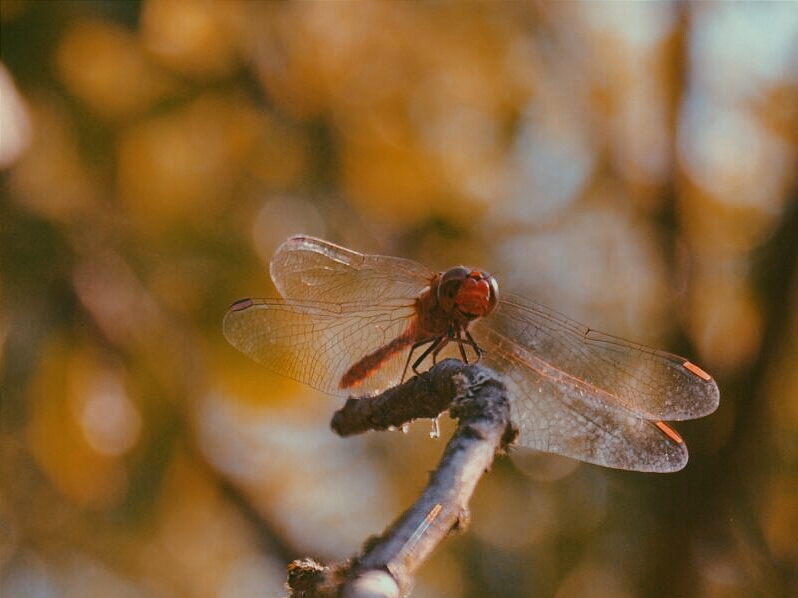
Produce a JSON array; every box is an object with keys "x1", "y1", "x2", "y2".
[
  {"x1": 229, "y1": 298, "x2": 254, "y2": 311},
  {"x1": 682, "y1": 360, "x2": 712, "y2": 381},
  {"x1": 654, "y1": 421, "x2": 683, "y2": 444}
]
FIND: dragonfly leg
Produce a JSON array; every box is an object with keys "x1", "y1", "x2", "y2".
[
  {"x1": 401, "y1": 328, "x2": 482, "y2": 381},
  {"x1": 400, "y1": 341, "x2": 427, "y2": 382},
  {"x1": 458, "y1": 333, "x2": 469, "y2": 363},
  {"x1": 409, "y1": 336, "x2": 447, "y2": 376},
  {"x1": 437, "y1": 328, "x2": 470, "y2": 363},
  {"x1": 438, "y1": 328, "x2": 483, "y2": 364},
  {"x1": 464, "y1": 330, "x2": 484, "y2": 362}
]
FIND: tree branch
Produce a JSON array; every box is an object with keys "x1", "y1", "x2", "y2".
[{"x1": 285, "y1": 359, "x2": 518, "y2": 598}]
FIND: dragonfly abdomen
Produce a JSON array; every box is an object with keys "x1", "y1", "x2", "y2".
[{"x1": 339, "y1": 329, "x2": 415, "y2": 389}]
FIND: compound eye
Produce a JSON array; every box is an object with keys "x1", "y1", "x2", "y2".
[
  {"x1": 485, "y1": 274, "x2": 500, "y2": 313},
  {"x1": 437, "y1": 266, "x2": 470, "y2": 303},
  {"x1": 440, "y1": 266, "x2": 470, "y2": 286}
]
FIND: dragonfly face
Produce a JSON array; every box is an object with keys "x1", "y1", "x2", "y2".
[{"x1": 437, "y1": 267, "x2": 499, "y2": 322}]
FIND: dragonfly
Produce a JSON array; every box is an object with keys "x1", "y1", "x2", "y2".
[{"x1": 223, "y1": 235, "x2": 719, "y2": 472}]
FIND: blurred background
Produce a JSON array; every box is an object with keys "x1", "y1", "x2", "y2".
[{"x1": 1, "y1": 2, "x2": 797, "y2": 597}]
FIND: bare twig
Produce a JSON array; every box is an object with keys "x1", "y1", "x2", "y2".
[{"x1": 285, "y1": 359, "x2": 517, "y2": 598}]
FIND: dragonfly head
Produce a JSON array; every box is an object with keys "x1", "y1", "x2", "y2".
[{"x1": 438, "y1": 267, "x2": 499, "y2": 321}]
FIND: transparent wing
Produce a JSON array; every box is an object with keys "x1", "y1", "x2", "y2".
[
  {"x1": 270, "y1": 235, "x2": 433, "y2": 304},
  {"x1": 223, "y1": 236, "x2": 438, "y2": 395},
  {"x1": 472, "y1": 294, "x2": 719, "y2": 471},
  {"x1": 222, "y1": 297, "x2": 418, "y2": 396},
  {"x1": 484, "y1": 294, "x2": 719, "y2": 420},
  {"x1": 475, "y1": 327, "x2": 687, "y2": 471}
]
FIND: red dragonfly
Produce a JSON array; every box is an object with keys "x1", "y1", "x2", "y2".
[{"x1": 223, "y1": 235, "x2": 719, "y2": 472}]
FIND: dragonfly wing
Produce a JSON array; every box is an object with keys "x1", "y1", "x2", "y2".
[
  {"x1": 223, "y1": 297, "x2": 418, "y2": 396},
  {"x1": 474, "y1": 325, "x2": 689, "y2": 472},
  {"x1": 484, "y1": 294, "x2": 719, "y2": 421},
  {"x1": 271, "y1": 235, "x2": 434, "y2": 304}
]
